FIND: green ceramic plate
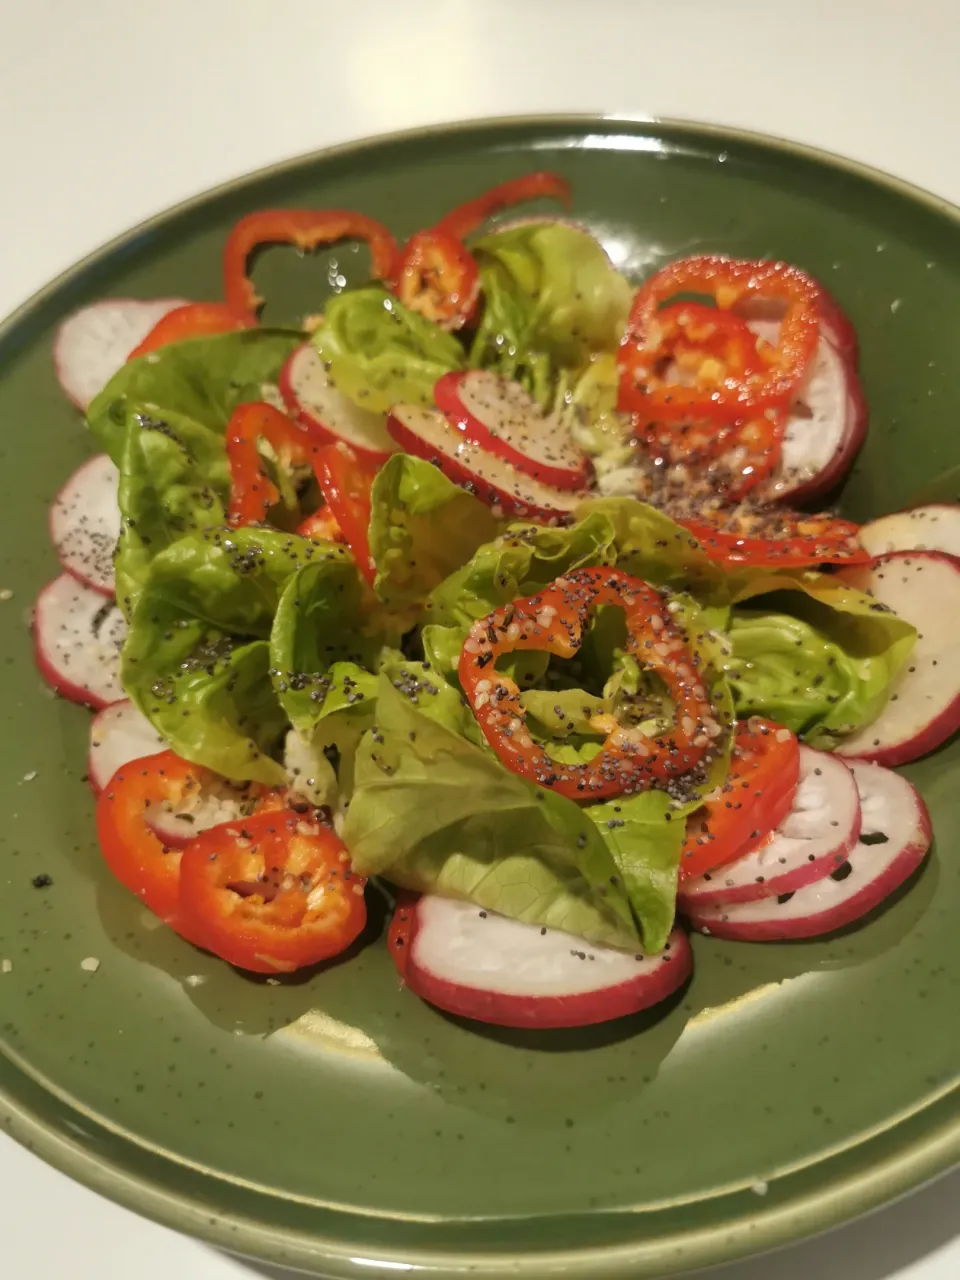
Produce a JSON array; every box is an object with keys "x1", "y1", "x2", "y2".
[{"x1": 0, "y1": 116, "x2": 958, "y2": 1279}]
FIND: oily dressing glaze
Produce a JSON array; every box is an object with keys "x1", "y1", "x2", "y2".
[{"x1": 0, "y1": 118, "x2": 958, "y2": 1280}]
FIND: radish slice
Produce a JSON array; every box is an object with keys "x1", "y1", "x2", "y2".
[
  {"x1": 434, "y1": 371, "x2": 589, "y2": 490},
  {"x1": 687, "y1": 761, "x2": 931, "y2": 941},
  {"x1": 88, "y1": 700, "x2": 165, "y2": 793},
  {"x1": 89, "y1": 712, "x2": 264, "y2": 845},
  {"x1": 858, "y1": 504, "x2": 960, "y2": 559},
  {"x1": 33, "y1": 574, "x2": 125, "y2": 708},
  {"x1": 819, "y1": 290, "x2": 860, "y2": 366},
  {"x1": 746, "y1": 318, "x2": 866, "y2": 504},
  {"x1": 679, "y1": 748, "x2": 861, "y2": 908},
  {"x1": 396, "y1": 895, "x2": 692, "y2": 1029},
  {"x1": 278, "y1": 344, "x2": 396, "y2": 465},
  {"x1": 53, "y1": 298, "x2": 188, "y2": 411},
  {"x1": 387, "y1": 404, "x2": 580, "y2": 523},
  {"x1": 835, "y1": 551, "x2": 960, "y2": 765},
  {"x1": 49, "y1": 454, "x2": 120, "y2": 596}
]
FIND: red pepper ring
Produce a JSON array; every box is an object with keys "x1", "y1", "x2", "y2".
[
  {"x1": 393, "y1": 228, "x2": 482, "y2": 330},
  {"x1": 95, "y1": 750, "x2": 280, "y2": 943},
  {"x1": 96, "y1": 750, "x2": 210, "y2": 931},
  {"x1": 680, "y1": 510, "x2": 870, "y2": 568},
  {"x1": 223, "y1": 208, "x2": 400, "y2": 318},
  {"x1": 177, "y1": 809, "x2": 367, "y2": 974},
  {"x1": 619, "y1": 256, "x2": 822, "y2": 423},
  {"x1": 435, "y1": 171, "x2": 573, "y2": 242},
  {"x1": 127, "y1": 302, "x2": 255, "y2": 361},
  {"x1": 458, "y1": 567, "x2": 722, "y2": 802},
  {"x1": 225, "y1": 401, "x2": 324, "y2": 527}
]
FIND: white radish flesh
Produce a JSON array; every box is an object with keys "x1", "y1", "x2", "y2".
[
  {"x1": 49, "y1": 454, "x2": 120, "y2": 596},
  {"x1": 687, "y1": 761, "x2": 931, "y2": 941},
  {"x1": 88, "y1": 700, "x2": 166, "y2": 792},
  {"x1": 679, "y1": 748, "x2": 861, "y2": 907},
  {"x1": 835, "y1": 551, "x2": 960, "y2": 766},
  {"x1": 858, "y1": 504, "x2": 960, "y2": 559},
  {"x1": 399, "y1": 895, "x2": 691, "y2": 1029},
  {"x1": 278, "y1": 344, "x2": 396, "y2": 465},
  {"x1": 434, "y1": 370, "x2": 588, "y2": 489},
  {"x1": 746, "y1": 318, "x2": 866, "y2": 503},
  {"x1": 387, "y1": 404, "x2": 580, "y2": 523},
  {"x1": 33, "y1": 574, "x2": 125, "y2": 708},
  {"x1": 53, "y1": 298, "x2": 188, "y2": 411}
]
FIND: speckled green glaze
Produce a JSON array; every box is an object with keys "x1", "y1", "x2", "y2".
[{"x1": 0, "y1": 117, "x2": 958, "y2": 1279}]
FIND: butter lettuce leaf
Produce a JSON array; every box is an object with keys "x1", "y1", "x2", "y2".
[
  {"x1": 121, "y1": 528, "x2": 349, "y2": 783},
  {"x1": 468, "y1": 222, "x2": 632, "y2": 410},
  {"x1": 113, "y1": 407, "x2": 231, "y2": 614},
  {"x1": 343, "y1": 664, "x2": 641, "y2": 949},
  {"x1": 369, "y1": 454, "x2": 498, "y2": 613},
  {"x1": 87, "y1": 329, "x2": 301, "y2": 461},
  {"x1": 312, "y1": 287, "x2": 464, "y2": 413},
  {"x1": 344, "y1": 653, "x2": 695, "y2": 952},
  {"x1": 725, "y1": 570, "x2": 917, "y2": 747}
]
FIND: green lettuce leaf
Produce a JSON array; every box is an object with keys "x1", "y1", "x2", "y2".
[
  {"x1": 343, "y1": 662, "x2": 640, "y2": 949},
  {"x1": 468, "y1": 223, "x2": 632, "y2": 410},
  {"x1": 426, "y1": 512, "x2": 617, "y2": 633},
  {"x1": 724, "y1": 570, "x2": 917, "y2": 747},
  {"x1": 113, "y1": 407, "x2": 231, "y2": 614},
  {"x1": 122, "y1": 528, "x2": 350, "y2": 783},
  {"x1": 268, "y1": 558, "x2": 382, "y2": 733},
  {"x1": 312, "y1": 288, "x2": 464, "y2": 413},
  {"x1": 578, "y1": 496, "x2": 729, "y2": 616},
  {"x1": 268, "y1": 558, "x2": 383, "y2": 798},
  {"x1": 369, "y1": 454, "x2": 499, "y2": 612},
  {"x1": 87, "y1": 329, "x2": 301, "y2": 461},
  {"x1": 587, "y1": 790, "x2": 686, "y2": 954}
]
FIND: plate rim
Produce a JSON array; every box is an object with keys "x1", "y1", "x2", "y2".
[{"x1": 1, "y1": 111, "x2": 957, "y2": 1278}]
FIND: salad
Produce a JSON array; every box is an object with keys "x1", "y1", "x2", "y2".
[{"x1": 36, "y1": 171, "x2": 959, "y2": 1031}]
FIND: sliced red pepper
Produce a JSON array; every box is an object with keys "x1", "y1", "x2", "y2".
[
  {"x1": 393, "y1": 228, "x2": 481, "y2": 330},
  {"x1": 678, "y1": 719, "x2": 800, "y2": 880},
  {"x1": 315, "y1": 443, "x2": 377, "y2": 586},
  {"x1": 177, "y1": 809, "x2": 367, "y2": 974},
  {"x1": 96, "y1": 750, "x2": 203, "y2": 929},
  {"x1": 618, "y1": 256, "x2": 821, "y2": 423},
  {"x1": 95, "y1": 749, "x2": 279, "y2": 941},
  {"x1": 436, "y1": 171, "x2": 573, "y2": 242},
  {"x1": 681, "y1": 508, "x2": 870, "y2": 568},
  {"x1": 127, "y1": 302, "x2": 254, "y2": 360},
  {"x1": 226, "y1": 401, "x2": 322, "y2": 526},
  {"x1": 223, "y1": 209, "x2": 400, "y2": 318},
  {"x1": 296, "y1": 506, "x2": 343, "y2": 542},
  {"x1": 458, "y1": 567, "x2": 723, "y2": 802},
  {"x1": 644, "y1": 414, "x2": 785, "y2": 499}
]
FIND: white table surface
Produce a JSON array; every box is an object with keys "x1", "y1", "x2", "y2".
[{"x1": 1, "y1": 0, "x2": 958, "y2": 1276}]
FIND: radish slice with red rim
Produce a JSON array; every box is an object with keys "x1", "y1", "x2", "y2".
[
  {"x1": 88, "y1": 700, "x2": 165, "y2": 793},
  {"x1": 834, "y1": 551, "x2": 960, "y2": 766},
  {"x1": 679, "y1": 747, "x2": 861, "y2": 908},
  {"x1": 278, "y1": 344, "x2": 396, "y2": 465},
  {"x1": 434, "y1": 371, "x2": 589, "y2": 490},
  {"x1": 53, "y1": 298, "x2": 188, "y2": 411},
  {"x1": 387, "y1": 404, "x2": 580, "y2": 523},
  {"x1": 49, "y1": 454, "x2": 120, "y2": 596},
  {"x1": 745, "y1": 317, "x2": 866, "y2": 504},
  {"x1": 686, "y1": 761, "x2": 931, "y2": 941},
  {"x1": 395, "y1": 895, "x2": 691, "y2": 1029},
  {"x1": 33, "y1": 574, "x2": 125, "y2": 708},
  {"x1": 857, "y1": 504, "x2": 960, "y2": 559}
]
